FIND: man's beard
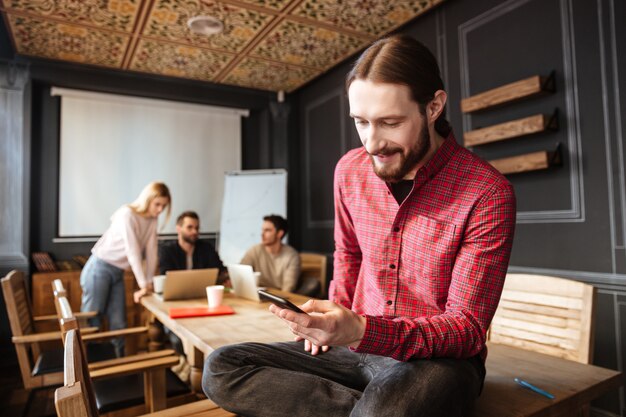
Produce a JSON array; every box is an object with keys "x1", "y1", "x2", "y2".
[
  {"x1": 369, "y1": 124, "x2": 431, "y2": 183},
  {"x1": 262, "y1": 236, "x2": 278, "y2": 246},
  {"x1": 182, "y1": 234, "x2": 198, "y2": 244}
]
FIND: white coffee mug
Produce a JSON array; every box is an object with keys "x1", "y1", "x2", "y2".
[
  {"x1": 206, "y1": 285, "x2": 225, "y2": 308},
  {"x1": 253, "y1": 271, "x2": 262, "y2": 286},
  {"x1": 153, "y1": 275, "x2": 166, "y2": 294}
]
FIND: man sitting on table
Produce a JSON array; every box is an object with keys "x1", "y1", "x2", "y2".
[
  {"x1": 203, "y1": 35, "x2": 516, "y2": 417},
  {"x1": 159, "y1": 210, "x2": 228, "y2": 380},
  {"x1": 240, "y1": 214, "x2": 301, "y2": 293}
]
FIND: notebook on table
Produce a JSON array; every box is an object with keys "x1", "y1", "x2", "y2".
[
  {"x1": 169, "y1": 305, "x2": 235, "y2": 318},
  {"x1": 158, "y1": 268, "x2": 219, "y2": 301}
]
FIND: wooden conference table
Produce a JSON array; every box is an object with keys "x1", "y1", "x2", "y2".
[
  {"x1": 141, "y1": 293, "x2": 621, "y2": 416},
  {"x1": 141, "y1": 291, "x2": 309, "y2": 392}
]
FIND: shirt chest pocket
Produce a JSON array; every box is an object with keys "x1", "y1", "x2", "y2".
[{"x1": 402, "y1": 215, "x2": 459, "y2": 289}]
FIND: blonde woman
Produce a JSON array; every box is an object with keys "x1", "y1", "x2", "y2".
[{"x1": 80, "y1": 181, "x2": 171, "y2": 357}]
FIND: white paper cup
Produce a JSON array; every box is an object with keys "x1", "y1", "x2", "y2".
[
  {"x1": 253, "y1": 271, "x2": 262, "y2": 286},
  {"x1": 206, "y1": 285, "x2": 224, "y2": 308},
  {"x1": 153, "y1": 275, "x2": 166, "y2": 294}
]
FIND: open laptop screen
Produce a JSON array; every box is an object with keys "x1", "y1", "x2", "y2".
[
  {"x1": 161, "y1": 268, "x2": 219, "y2": 300},
  {"x1": 227, "y1": 264, "x2": 261, "y2": 302}
]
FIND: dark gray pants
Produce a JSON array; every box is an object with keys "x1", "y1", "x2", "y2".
[{"x1": 203, "y1": 341, "x2": 485, "y2": 417}]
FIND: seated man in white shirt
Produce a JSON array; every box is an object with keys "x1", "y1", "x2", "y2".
[{"x1": 241, "y1": 215, "x2": 301, "y2": 293}]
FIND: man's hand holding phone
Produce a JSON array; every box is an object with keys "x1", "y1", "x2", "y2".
[
  {"x1": 262, "y1": 294, "x2": 367, "y2": 354},
  {"x1": 257, "y1": 289, "x2": 330, "y2": 355},
  {"x1": 257, "y1": 289, "x2": 308, "y2": 314}
]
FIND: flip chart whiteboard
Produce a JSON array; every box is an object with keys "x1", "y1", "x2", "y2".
[{"x1": 218, "y1": 170, "x2": 287, "y2": 265}]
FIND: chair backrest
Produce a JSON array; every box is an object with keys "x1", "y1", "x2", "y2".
[
  {"x1": 1, "y1": 270, "x2": 44, "y2": 387},
  {"x1": 55, "y1": 323, "x2": 232, "y2": 417},
  {"x1": 52, "y1": 279, "x2": 67, "y2": 298},
  {"x1": 53, "y1": 279, "x2": 69, "y2": 325},
  {"x1": 488, "y1": 273, "x2": 595, "y2": 364},
  {"x1": 52, "y1": 281, "x2": 91, "y2": 337},
  {"x1": 55, "y1": 295, "x2": 80, "y2": 340},
  {"x1": 52, "y1": 282, "x2": 88, "y2": 345},
  {"x1": 2, "y1": 270, "x2": 36, "y2": 338},
  {"x1": 299, "y1": 253, "x2": 328, "y2": 297},
  {"x1": 54, "y1": 322, "x2": 99, "y2": 417}
]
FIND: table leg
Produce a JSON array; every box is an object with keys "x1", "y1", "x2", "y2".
[
  {"x1": 188, "y1": 346, "x2": 205, "y2": 393},
  {"x1": 146, "y1": 315, "x2": 165, "y2": 352}
]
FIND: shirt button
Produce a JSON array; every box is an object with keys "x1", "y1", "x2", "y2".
[
  {"x1": 386, "y1": 300, "x2": 392, "y2": 306},
  {"x1": 393, "y1": 227, "x2": 400, "y2": 232},
  {"x1": 389, "y1": 264, "x2": 396, "y2": 269}
]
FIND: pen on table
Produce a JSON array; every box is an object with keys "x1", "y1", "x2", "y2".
[{"x1": 514, "y1": 378, "x2": 555, "y2": 399}]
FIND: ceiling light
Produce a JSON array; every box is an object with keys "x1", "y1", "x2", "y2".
[{"x1": 187, "y1": 16, "x2": 224, "y2": 36}]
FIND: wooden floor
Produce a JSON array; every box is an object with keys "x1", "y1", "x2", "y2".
[{"x1": 0, "y1": 357, "x2": 57, "y2": 417}]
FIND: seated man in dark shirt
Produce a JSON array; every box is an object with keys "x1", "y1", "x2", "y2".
[
  {"x1": 159, "y1": 210, "x2": 228, "y2": 283},
  {"x1": 158, "y1": 210, "x2": 228, "y2": 380}
]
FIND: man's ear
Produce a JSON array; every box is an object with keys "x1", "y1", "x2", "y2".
[
  {"x1": 277, "y1": 229, "x2": 285, "y2": 240},
  {"x1": 427, "y1": 90, "x2": 447, "y2": 124}
]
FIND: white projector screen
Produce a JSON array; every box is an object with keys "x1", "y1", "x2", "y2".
[{"x1": 53, "y1": 87, "x2": 248, "y2": 237}]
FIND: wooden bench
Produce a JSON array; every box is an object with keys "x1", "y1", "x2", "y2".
[{"x1": 470, "y1": 274, "x2": 622, "y2": 416}]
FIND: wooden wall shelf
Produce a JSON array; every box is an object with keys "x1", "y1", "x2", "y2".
[
  {"x1": 461, "y1": 72, "x2": 555, "y2": 114},
  {"x1": 464, "y1": 110, "x2": 558, "y2": 147},
  {"x1": 489, "y1": 146, "x2": 561, "y2": 175}
]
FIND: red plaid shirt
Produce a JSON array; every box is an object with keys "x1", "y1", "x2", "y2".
[{"x1": 330, "y1": 134, "x2": 516, "y2": 362}]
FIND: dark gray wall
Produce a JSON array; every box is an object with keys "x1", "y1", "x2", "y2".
[
  {"x1": 0, "y1": 62, "x2": 30, "y2": 360},
  {"x1": 291, "y1": 0, "x2": 626, "y2": 415},
  {"x1": 0, "y1": 16, "x2": 286, "y2": 356}
]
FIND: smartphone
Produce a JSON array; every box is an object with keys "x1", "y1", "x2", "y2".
[{"x1": 257, "y1": 289, "x2": 307, "y2": 314}]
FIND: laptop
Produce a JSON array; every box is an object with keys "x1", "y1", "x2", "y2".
[
  {"x1": 227, "y1": 264, "x2": 262, "y2": 302},
  {"x1": 159, "y1": 268, "x2": 219, "y2": 301}
]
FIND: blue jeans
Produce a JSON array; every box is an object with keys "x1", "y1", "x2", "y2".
[
  {"x1": 203, "y1": 341, "x2": 485, "y2": 417},
  {"x1": 80, "y1": 256, "x2": 127, "y2": 357}
]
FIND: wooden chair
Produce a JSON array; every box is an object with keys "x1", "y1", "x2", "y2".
[
  {"x1": 2, "y1": 270, "x2": 66, "y2": 389},
  {"x1": 1, "y1": 269, "x2": 145, "y2": 392},
  {"x1": 298, "y1": 253, "x2": 328, "y2": 297},
  {"x1": 485, "y1": 273, "x2": 596, "y2": 416},
  {"x1": 52, "y1": 279, "x2": 148, "y2": 352},
  {"x1": 54, "y1": 324, "x2": 235, "y2": 417},
  {"x1": 54, "y1": 287, "x2": 197, "y2": 416}
]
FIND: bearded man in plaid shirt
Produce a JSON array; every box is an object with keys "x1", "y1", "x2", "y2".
[{"x1": 204, "y1": 35, "x2": 516, "y2": 417}]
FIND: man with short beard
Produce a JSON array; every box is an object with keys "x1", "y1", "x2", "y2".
[
  {"x1": 241, "y1": 214, "x2": 301, "y2": 293},
  {"x1": 204, "y1": 35, "x2": 516, "y2": 417},
  {"x1": 158, "y1": 211, "x2": 228, "y2": 380},
  {"x1": 159, "y1": 211, "x2": 227, "y2": 282}
]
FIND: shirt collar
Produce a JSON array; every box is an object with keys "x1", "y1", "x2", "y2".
[{"x1": 413, "y1": 132, "x2": 459, "y2": 187}]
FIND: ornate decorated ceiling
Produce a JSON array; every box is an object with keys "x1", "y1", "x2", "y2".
[{"x1": 0, "y1": 0, "x2": 443, "y2": 92}]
